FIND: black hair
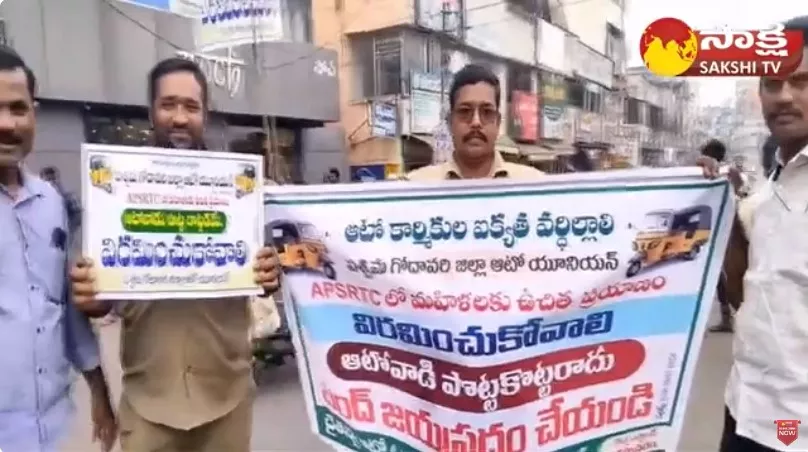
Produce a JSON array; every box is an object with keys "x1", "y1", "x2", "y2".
[
  {"x1": 40, "y1": 166, "x2": 57, "y2": 177},
  {"x1": 449, "y1": 64, "x2": 500, "y2": 110},
  {"x1": 147, "y1": 57, "x2": 208, "y2": 107},
  {"x1": 700, "y1": 139, "x2": 726, "y2": 162},
  {"x1": 761, "y1": 135, "x2": 778, "y2": 177},
  {"x1": 570, "y1": 149, "x2": 595, "y2": 171},
  {"x1": 0, "y1": 45, "x2": 36, "y2": 99},
  {"x1": 328, "y1": 167, "x2": 340, "y2": 176},
  {"x1": 783, "y1": 15, "x2": 808, "y2": 46}
]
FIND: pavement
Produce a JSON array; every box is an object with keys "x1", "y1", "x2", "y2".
[{"x1": 64, "y1": 309, "x2": 734, "y2": 452}]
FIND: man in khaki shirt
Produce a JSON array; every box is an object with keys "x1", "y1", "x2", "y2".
[
  {"x1": 68, "y1": 58, "x2": 280, "y2": 452},
  {"x1": 407, "y1": 64, "x2": 543, "y2": 181}
]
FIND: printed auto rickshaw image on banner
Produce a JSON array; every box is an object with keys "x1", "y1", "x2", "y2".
[
  {"x1": 235, "y1": 163, "x2": 257, "y2": 198},
  {"x1": 265, "y1": 219, "x2": 337, "y2": 280},
  {"x1": 626, "y1": 204, "x2": 712, "y2": 278},
  {"x1": 89, "y1": 155, "x2": 113, "y2": 194}
]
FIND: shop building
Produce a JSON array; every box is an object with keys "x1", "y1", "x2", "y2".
[{"x1": 1, "y1": 0, "x2": 340, "y2": 193}]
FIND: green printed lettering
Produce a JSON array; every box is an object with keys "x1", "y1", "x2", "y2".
[{"x1": 120, "y1": 209, "x2": 227, "y2": 234}]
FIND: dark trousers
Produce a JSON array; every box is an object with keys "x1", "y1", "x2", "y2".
[
  {"x1": 720, "y1": 407, "x2": 779, "y2": 452},
  {"x1": 717, "y1": 276, "x2": 733, "y2": 321}
]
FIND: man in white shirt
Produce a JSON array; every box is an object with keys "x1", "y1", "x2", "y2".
[{"x1": 720, "y1": 15, "x2": 808, "y2": 452}]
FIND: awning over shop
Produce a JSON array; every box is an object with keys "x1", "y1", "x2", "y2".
[
  {"x1": 547, "y1": 144, "x2": 576, "y2": 155},
  {"x1": 518, "y1": 144, "x2": 557, "y2": 162},
  {"x1": 496, "y1": 135, "x2": 520, "y2": 155},
  {"x1": 407, "y1": 134, "x2": 437, "y2": 149},
  {"x1": 518, "y1": 143, "x2": 576, "y2": 162}
]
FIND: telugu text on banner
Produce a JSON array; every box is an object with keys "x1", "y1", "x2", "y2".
[
  {"x1": 81, "y1": 144, "x2": 264, "y2": 300},
  {"x1": 266, "y1": 168, "x2": 733, "y2": 452}
]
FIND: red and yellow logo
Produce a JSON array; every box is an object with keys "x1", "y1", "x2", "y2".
[
  {"x1": 775, "y1": 419, "x2": 800, "y2": 446},
  {"x1": 641, "y1": 18, "x2": 804, "y2": 77}
]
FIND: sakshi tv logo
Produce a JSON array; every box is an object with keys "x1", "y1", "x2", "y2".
[{"x1": 640, "y1": 18, "x2": 804, "y2": 77}]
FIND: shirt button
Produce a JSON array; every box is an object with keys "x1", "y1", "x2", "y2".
[
  {"x1": 29, "y1": 285, "x2": 35, "y2": 291},
  {"x1": 36, "y1": 327, "x2": 43, "y2": 334},
  {"x1": 37, "y1": 368, "x2": 44, "y2": 374}
]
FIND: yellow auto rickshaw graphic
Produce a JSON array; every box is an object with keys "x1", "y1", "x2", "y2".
[
  {"x1": 626, "y1": 205, "x2": 712, "y2": 278},
  {"x1": 266, "y1": 219, "x2": 336, "y2": 280},
  {"x1": 89, "y1": 156, "x2": 113, "y2": 193},
  {"x1": 235, "y1": 164, "x2": 256, "y2": 199}
]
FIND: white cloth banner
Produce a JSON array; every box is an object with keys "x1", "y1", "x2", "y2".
[{"x1": 265, "y1": 168, "x2": 734, "y2": 452}]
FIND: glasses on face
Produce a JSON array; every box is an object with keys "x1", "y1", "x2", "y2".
[
  {"x1": 452, "y1": 104, "x2": 499, "y2": 125},
  {"x1": 761, "y1": 71, "x2": 808, "y2": 94}
]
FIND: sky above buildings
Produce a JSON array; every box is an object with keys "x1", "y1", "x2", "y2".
[{"x1": 624, "y1": 0, "x2": 806, "y2": 105}]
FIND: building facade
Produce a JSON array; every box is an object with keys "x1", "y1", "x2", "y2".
[
  {"x1": 618, "y1": 68, "x2": 694, "y2": 167},
  {"x1": 315, "y1": 0, "x2": 626, "y2": 178},
  {"x1": 732, "y1": 79, "x2": 768, "y2": 174},
  {"x1": 1, "y1": 0, "x2": 340, "y2": 192}
]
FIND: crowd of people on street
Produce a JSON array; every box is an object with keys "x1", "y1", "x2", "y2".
[{"x1": 1, "y1": 13, "x2": 807, "y2": 452}]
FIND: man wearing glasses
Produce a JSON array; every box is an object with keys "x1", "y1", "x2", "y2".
[{"x1": 407, "y1": 64, "x2": 543, "y2": 181}]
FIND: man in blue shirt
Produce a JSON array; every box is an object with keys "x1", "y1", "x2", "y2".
[{"x1": 0, "y1": 46, "x2": 116, "y2": 451}]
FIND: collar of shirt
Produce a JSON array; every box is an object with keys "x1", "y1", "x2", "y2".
[
  {"x1": 0, "y1": 167, "x2": 47, "y2": 202},
  {"x1": 772, "y1": 144, "x2": 808, "y2": 180},
  {"x1": 444, "y1": 152, "x2": 509, "y2": 179}
]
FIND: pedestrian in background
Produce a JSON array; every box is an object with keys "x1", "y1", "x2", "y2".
[
  {"x1": 0, "y1": 45, "x2": 116, "y2": 452},
  {"x1": 699, "y1": 139, "x2": 738, "y2": 333},
  {"x1": 68, "y1": 57, "x2": 281, "y2": 452}
]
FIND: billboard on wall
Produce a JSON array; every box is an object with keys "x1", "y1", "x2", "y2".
[
  {"x1": 116, "y1": 0, "x2": 200, "y2": 17},
  {"x1": 541, "y1": 75, "x2": 567, "y2": 140},
  {"x1": 510, "y1": 91, "x2": 539, "y2": 142},
  {"x1": 118, "y1": 1, "x2": 285, "y2": 51},
  {"x1": 196, "y1": 0, "x2": 284, "y2": 51}
]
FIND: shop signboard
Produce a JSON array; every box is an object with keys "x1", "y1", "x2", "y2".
[
  {"x1": 370, "y1": 101, "x2": 397, "y2": 138},
  {"x1": 510, "y1": 91, "x2": 539, "y2": 143},
  {"x1": 541, "y1": 75, "x2": 567, "y2": 140},
  {"x1": 410, "y1": 72, "x2": 444, "y2": 134},
  {"x1": 195, "y1": 0, "x2": 284, "y2": 51},
  {"x1": 176, "y1": 46, "x2": 245, "y2": 98}
]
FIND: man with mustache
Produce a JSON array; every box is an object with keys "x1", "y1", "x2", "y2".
[
  {"x1": 0, "y1": 46, "x2": 117, "y2": 451},
  {"x1": 407, "y1": 64, "x2": 544, "y2": 181},
  {"x1": 68, "y1": 57, "x2": 281, "y2": 452},
  {"x1": 407, "y1": 64, "x2": 719, "y2": 180},
  {"x1": 719, "y1": 15, "x2": 808, "y2": 452}
]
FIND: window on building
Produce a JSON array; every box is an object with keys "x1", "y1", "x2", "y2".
[
  {"x1": 584, "y1": 88, "x2": 602, "y2": 113},
  {"x1": 605, "y1": 23, "x2": 624, "y2": 71},
  {"x1": 648, "y1": 104, "x2": 663, "y2": 130},
  {"x1": 566, "y1": 78, "x2": 584, "y2": 108},
  {"x1": 625, "y1": 97, "x2": 641, "y2": 124},
  {"x1": 285, "y1": 0, "x2": 312, "y2": 42},
  {"x1": 401, "y1": 33, "x2": 444, "y2": 93},
  {"x1": 84, "y1": 109, "x2": 153, "y2": 146},
  {"x1": 506, "y1": 0, "x2": 551, "y2": 21},
  {"x1": 507, "y1": 64, "x2": 533, "y2": 101},
  {"x1": 0, "y1": 20, "x2": 8, "y2": 47},
  {"x1": 352, "y1": 31, "x2": 403, "y2": 99}
]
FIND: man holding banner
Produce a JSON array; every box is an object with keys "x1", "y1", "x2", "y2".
[
  {"x1": 68, "y1": 58, "x2": 280, "y2": 452},
  {"x1": 719, "y1": 15, "x2": 808, "y2": 452},
  {"x1": 407, "y1": 64, "x2": 544, "y2": 181},
  {"x1": 263, "y1": 63, "x2": 730, "y2": 452}
]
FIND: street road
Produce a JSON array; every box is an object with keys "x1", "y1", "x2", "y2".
[{"x1": 64, "y1": 310, "x2": 733, "y2": 452}]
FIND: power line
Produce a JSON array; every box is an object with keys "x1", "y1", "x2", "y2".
[
  {"x1": 101, "y1": 0, "x2": 608, "y2": 73},
  {"x1": 100, "y1": 0, "x2": 506, "y2": 71}
]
